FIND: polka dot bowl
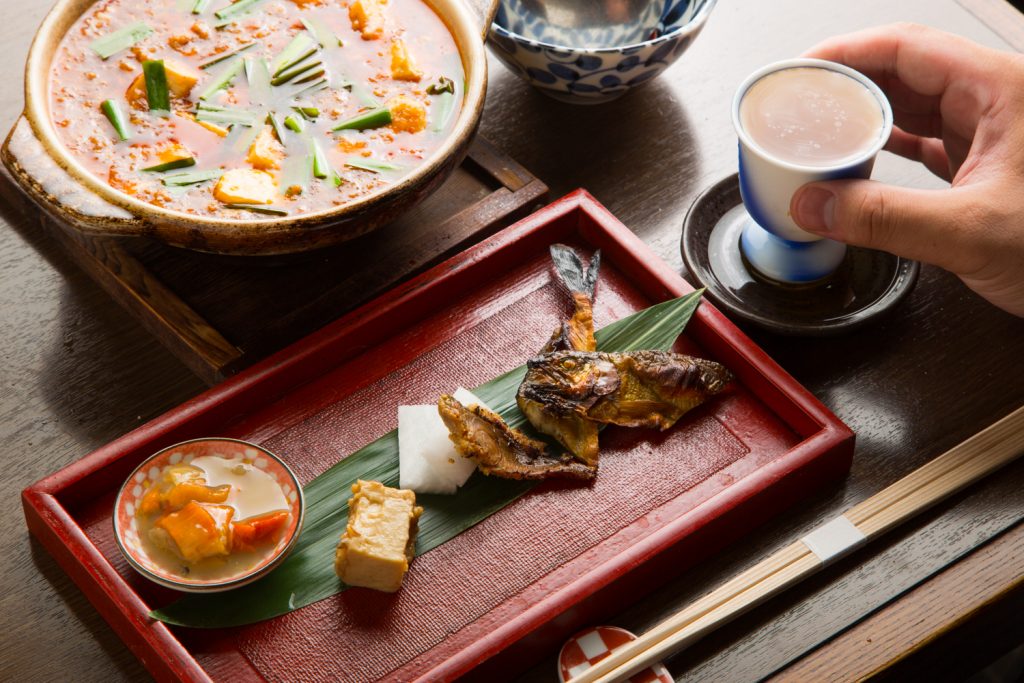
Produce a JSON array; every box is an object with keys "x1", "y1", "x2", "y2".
[
  {"x1": 488, "y1": 0, "x2": 717, "y2": 104},
  {"x1": 113, "y1": 438, "x2": 305, "y2": 593}
]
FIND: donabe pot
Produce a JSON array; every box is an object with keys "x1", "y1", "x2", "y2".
[{"x1": 3, "y1": 0, "x2": 493, "y2": 255}]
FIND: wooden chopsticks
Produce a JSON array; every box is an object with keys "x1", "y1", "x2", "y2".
[{"x1": 570, "y1": 405, "x2": 1024, "y2": 683}]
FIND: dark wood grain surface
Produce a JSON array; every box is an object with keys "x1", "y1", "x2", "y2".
[{"x1": 1, "y1": 1, "x2": 1022, "y2": 682}]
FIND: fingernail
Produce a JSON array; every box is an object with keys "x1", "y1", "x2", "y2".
[{"x1": 793, "y1": 186, "x2": 836, "y2": 234}]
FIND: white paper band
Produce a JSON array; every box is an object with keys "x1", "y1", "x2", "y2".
[{"x1": 800, "y1": 515, "x2": 866, "y2": 566}]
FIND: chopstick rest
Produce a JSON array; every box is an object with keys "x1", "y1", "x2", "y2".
[{"x1": 559, "y1": 626, "x2": 671, "y2": 683}]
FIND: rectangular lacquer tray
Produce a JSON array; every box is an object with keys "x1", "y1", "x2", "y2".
[{"x1": 22, "y1": 190, "x2": 854, "y2": 683}]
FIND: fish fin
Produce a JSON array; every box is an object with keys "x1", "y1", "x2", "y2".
[{"x1": 549, "y1": 244, "x2": 600, "y2": 298}]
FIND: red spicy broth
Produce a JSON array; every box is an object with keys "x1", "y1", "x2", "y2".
[{"x1": 49, "y1": 0, "x2": 465, "y2": 219}]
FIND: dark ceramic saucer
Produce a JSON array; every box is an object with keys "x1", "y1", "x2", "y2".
[{"x1": 681, "y1": 174, "x2": 919, "y2": 336}]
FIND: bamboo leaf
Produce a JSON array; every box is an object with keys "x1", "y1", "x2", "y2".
[{"x1": 150, "y1": 289, "x2": 704, "y2": 628}]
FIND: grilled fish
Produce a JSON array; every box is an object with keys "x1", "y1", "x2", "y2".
[
  {"x1": 437, "y1": 395, "x2": 596, "y2": 481},
  {"x1": 517, "y1": 350, "x2": 732, "y2": 459},
  {"x1": 540, "y1": 245, "x2": 601, "y2": 354}
]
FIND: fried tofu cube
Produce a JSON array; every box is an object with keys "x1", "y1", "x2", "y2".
[
  {"x1": 349, "y1": 0, "x2": 386, "y2": 40},
  {"x1": 334, "y1": 480, "x2": 422, "y2": 592},
  {"x1": 125, "y1": 58, "x2": 201, "y2": 105},
  {"x1": 389, "y1": 39, "x2": 422, "y2": 82},
  {"x1": 213, "y1": 168, "x2": 277, "y2": 204},
  {"x1": 246, "y1": 126, "x2": 285, "y2": 170},
  {"x1": 387, "y1": 95, "x2": 427, "y2": 133},
  {"x1": 156, "y1": 143, "x2": 193, "y2": 165}
]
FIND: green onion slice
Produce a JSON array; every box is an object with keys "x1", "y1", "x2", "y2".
[
  {"x1": 270, "y1": 34, "x2": 317, "y2": 76},
  {"x1": 214, "y1": 0, "x2": 266, "y2": 24},
  {"x1": 280, "y1": 153, "x2": 311, "y2": 197},
  {"x1": 192, "y1": 0, "x2": 212, "y2": 13},
  {"x1": 90, "y1": 22, "x2": 153, "y2": 60},
  {"x1": 331, "y1": 108, "x2": 391, "y2": 132},
  {"x1": 198, "y1": 56, "x2": 245, "y2": 101},
  {"x1": 431, "y1": 91, "x2": 455, "y2": 133},
  {"x1": 161, "y1": 169, "x2": 223, "y2": 186},
  {"x1": 245, "y1": 58, "x2": 272, "y2": 104},
  {"x1": 196, "y1": 104, "x2": 259, "y2": 127},
  {"x1": 300, "y1": 17, "x2": 342, "y2": 48},
  {"x1": 142, "y1": 157, "x2": 197, "y2": 173},
  {"x1": 271, "y1": 56, "x2": 322, "y2": 86},
  {"x1": 283, "y1": 114, "x2": 304, "y2": 133},
  {"x1": 224, "y1": 203, "x2": 289, "y2": 216},
  {"x1": 347, "y1": 83, "x2": 380, "y2": 108},
  {"x1": 345, "y1": 157, "x2": 401, "y2": 173},
  {"x1": 198, "y1": 43, "x2": 256, "y2": 70},
  {"x1": 266, "y1": 112, "x2": 286, "y2": 143},
  {"x1": 310, "y1": 138, "x2": 330, "y2": 179},
  {"x1": 100, "y1": 100, "x2": 132, "y2": 141},
  {"x1": 288, "y1": 77, "x2": 330, "y2": 99},
  {"x1": 142, "y1": 60, "x2": 171, "y2": 112},
  {"x1": 292, "y1": 106, "x2": 319, "y2": 120},
  {"x1": 426, "y1": 76, "x2": 456, "y2": 95}
]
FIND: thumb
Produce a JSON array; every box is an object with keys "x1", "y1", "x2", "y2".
[{"x1": 790, "y1": 180, "x2": 977, "y2": 271}]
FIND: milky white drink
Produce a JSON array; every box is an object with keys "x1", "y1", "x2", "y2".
[{"x1": 739, "y1": 67, "x2": 884, "y2": 167}]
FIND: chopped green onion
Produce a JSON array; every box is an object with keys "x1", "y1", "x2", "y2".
[
  {"x1": 300, "y1": 17, "x2": 342, "y2": 47},
  {"x1": 230, "y1": 123, "x2": 262, "y2": 154},
  {"x1": 310, "y1": 138, "x2": 330, "y2": 179},
  {"x1": 331, "y1": 169, "x2": 344, "y2": 187},
  {"x1": 196, "y1": 104, "x2": 259, "y2": 126},
  {"x1": 142, "y1": 157, "x2": 197, "y2": 173},
  {"x1": 100, "y1": 100, "x2": 132, "y2": 141},
  {"x1": 198, "y1": 43, "x2": 256, "y2": 70},
  {"x1": 426, "y1": 76, "x2": 455, "y2": 95},
  {"x1": 288, "y1": 77, "x2": 330, "y2": 99},
  {"x1": 142, "y1": 60, "x2": 171, "y2": 112},
  {"x1": 271, "y1": 56, "x2": 322, "y2": 86},
  {"x1": 283, "y1": 114, "x2": 304, "y2": 133},
  {"x1": 161, "y1": 169, "x2": 223, "y2": 186},
  {"x1": 266, "y1": 112, "x2": 286, "y2": 142},
  {"x1": 345, "y1": 157, "x2": 401, "y2": 173},
  {"x1": 89, "y1": 22, "x2": 153, "y2": 60},
  {"x1": 292, "y1": 106, "x2": 319, "y2": 120},
  {"x1": 431, "y1": 91, "x2": 455, "y2": 133},
  {"x1": 347, "y1": 83, "x2": 380, "y2": 108},
  {"x1": 224, "y1": 203, "x2": 289, "y2": 216},
  {"x1": 245, "y1": 58, "x2": 272, "y2": 103},
  {"x1": 214, "y1": 0, "x2": 266, "y2": 24},
  {"x1": 270, "y1": 34, "x2": 316, "y2": 76},
  {"x1": 331, "y1": 107, "x2": 391, "y2": 132},
  {"x1": 198, "y1": 56, "x2": 245, "y2": 100},
  {"x1": 280, "y1": 153, "x2": 311, "y2": 196},
  {"x1": 192, "y1": 0, "x2": 212, "y2": 13}
]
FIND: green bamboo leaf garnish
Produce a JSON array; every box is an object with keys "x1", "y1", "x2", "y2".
[
  {"x1": 198, "y1": 42, "x2": 256, "y2": 70},
  {"x1": 345, "y1": 157, "x2": 401, "y2": 173},
  {"x1": 142, "y1": 60, "x2": 171, "y2": 113},
  {"x1": 331, "y1": 107, "x2": 391, "y2": 132},
  {"x1": 141, "y1": 157, "x2": 197, "y2": 173},
  {"x1": 224, "y1": 203, "x2": 289, "y2": 216},
  {"x1": 150, "y1": 290, "x2": 704, "y2": 628},
  {"x1": 161, "y1": 169, "x2": 223, "y2": 186},
  {"x1": 100, "y1": 100, "x2": 132, "y2": 141},
  {"x1": 198, "y1": 56, "x2": 245, "y2": 100},
  {"x1": 89, "y1": 22, "x2": 153, "y2": 59},
  {"x1": 214, "y1": 0, "x2": 266, "y2": 25}
]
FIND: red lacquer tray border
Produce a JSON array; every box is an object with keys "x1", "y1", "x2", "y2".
[{"x1": 22, "y1": 190, "x2": 854, "y2": 682}]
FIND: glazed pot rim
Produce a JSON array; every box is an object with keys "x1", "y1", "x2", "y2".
[
  {"x1": 21, "y1": 0, "x2": 487, "y2": 235},
  {"x1": 490, "y1": 0, "x2": 717, "y2": 54}
]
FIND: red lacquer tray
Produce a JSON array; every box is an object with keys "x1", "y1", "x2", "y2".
[{"x1": 22, "y1": 190, "x2": 854, "y2": 683}]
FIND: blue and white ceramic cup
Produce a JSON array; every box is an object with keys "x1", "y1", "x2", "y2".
[{"x1": 731, "y1": 58, "x2": 893, "y2": 283}]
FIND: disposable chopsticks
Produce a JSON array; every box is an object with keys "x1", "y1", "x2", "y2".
[{"x1": 570, "y1": 404, "x2": 1024, "y2": 683}]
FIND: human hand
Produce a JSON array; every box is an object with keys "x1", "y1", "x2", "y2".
[{"x1": 789, "y1": 23, "x2": 1024, "y2": 316}]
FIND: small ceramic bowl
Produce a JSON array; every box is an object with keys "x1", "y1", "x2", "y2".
[
  {"x1": 113, "y1": 438, "x2": 304, "y2": 592},
  {"x1": 488, "y1": 0, "x2": 716, "y2": 104}
]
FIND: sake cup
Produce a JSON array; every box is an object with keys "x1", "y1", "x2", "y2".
[{"x1": 731, "y1": 58, "x2": 893, "y2": 283}]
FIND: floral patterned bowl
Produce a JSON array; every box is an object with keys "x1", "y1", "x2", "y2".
[
  {"x1": 488, "y1": 0, "x2": 717, "y2": 104},
  {"x1": 113, "y1": 438, "x2": 304, "y2": 592}
]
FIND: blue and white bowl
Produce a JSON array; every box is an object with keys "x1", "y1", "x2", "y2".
[{"x1": 488, "y1": 0, "x2": 717, "y2": 104}]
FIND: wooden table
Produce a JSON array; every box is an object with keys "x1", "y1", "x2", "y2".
[{"x1": 1, "y1": 1, "x2": 1022, "y2": 681}]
